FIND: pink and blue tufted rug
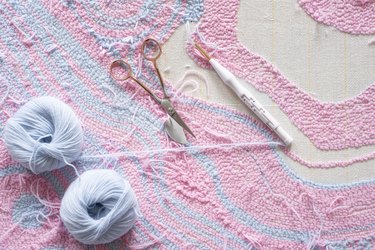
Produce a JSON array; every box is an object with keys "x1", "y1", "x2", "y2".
[{"x1": 0, "y1": 0, "x2": 375, "y2": 249}]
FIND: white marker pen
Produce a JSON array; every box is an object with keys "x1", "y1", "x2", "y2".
[{"x1": 195, "y1": 44, "x2": 293, "y2": 146}]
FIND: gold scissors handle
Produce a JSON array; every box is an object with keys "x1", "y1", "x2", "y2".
[
  {"x1": 141, "y1": 38, "x2": 168, "y2": 98},
  {"x1": 109, "y1": 60, "x2": 161, "y2": 104}
]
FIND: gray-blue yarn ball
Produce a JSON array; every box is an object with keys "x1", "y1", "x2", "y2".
[
  {"x1": 4, "y1": 96, "x2": 83, "y2": 174},
  {"x1": 60, "y1": 169, "x2": 139, "y2": 245}
]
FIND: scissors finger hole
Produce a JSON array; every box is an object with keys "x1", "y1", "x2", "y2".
[
  {"x1": 142, "y1": 38, "x2": 161, "y2": 61},
  {"x1": 110, "y1": 60, "x2": 131, "y2": 81}
]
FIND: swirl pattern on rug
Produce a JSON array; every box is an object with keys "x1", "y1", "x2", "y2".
[
  {"x1": 0, "y1": 0, "x2": 375, "y2": 249},
  {"x1": 187, "y1": 0, "x2": 375, "y2": 152},
  {"x1": 298, "y1": 0, "x2": 375, "y2": 35}
]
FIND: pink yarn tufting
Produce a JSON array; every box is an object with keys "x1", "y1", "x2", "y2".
[
  {"x1": 0, "y1": 0, "x2": 375, "y2": 249},
  {"x1": 298, "y1": 0, "x2": 375, "y2": 35},
  {"x1": 186, "y1": 0, "x2": 375, "y2": 152}
]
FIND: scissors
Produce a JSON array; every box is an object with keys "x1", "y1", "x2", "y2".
[{"x1": 109, "y1": 38, "x2": 195, "y2": 138}]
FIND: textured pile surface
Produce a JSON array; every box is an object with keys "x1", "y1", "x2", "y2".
[
  {"x1": 299, "y1": 0, "x2": 375, "y2": 35},
  {"x1": 0, "y1": 0, "x2": 375, "y2": 249},
  {"x1": 187, "y1": 0, "x2": 375, "y2": 152}
]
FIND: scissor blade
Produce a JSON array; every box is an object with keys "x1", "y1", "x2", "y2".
[
  {"x1": 164, "y1": 116, "x2": 188, "y2": 144},
  {"x1": 160, "y1": 99, "x2": 195, "y2": 138},
  {"x1": 170, "y1": 110, "x2": 195, "y2": 138}
]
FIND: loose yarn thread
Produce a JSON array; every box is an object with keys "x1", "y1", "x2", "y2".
[
  {"x1": 60, "y1": 169, "x2": 140, "y2": 245},
  {"x1": 4, "y1": 96, "x2": 83, "y2": 174},
  {"x1": 80, "y1": 141, "x2": 284, "y2": 160}
]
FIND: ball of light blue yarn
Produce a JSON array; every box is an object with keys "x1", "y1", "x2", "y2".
[
  {"x1": 3, "y1": 96, "x2": 83, "y2": 174},
  {"x1": 60, "y1": 169, "x2": 139, "y2": 245}
]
